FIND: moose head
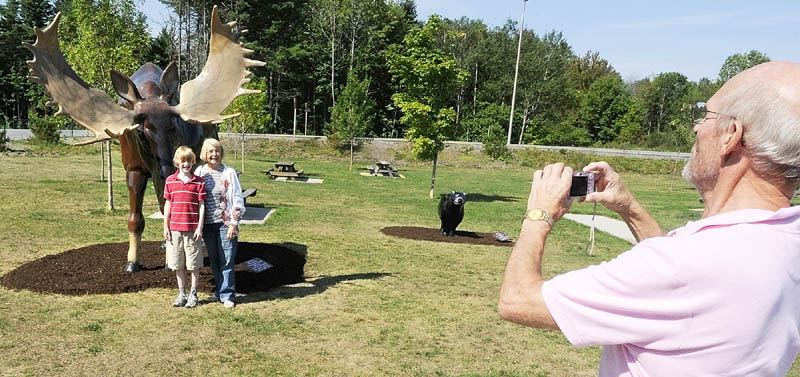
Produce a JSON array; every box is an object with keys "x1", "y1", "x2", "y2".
[{"x1": 25, "y1": 6, "x2": 265, "y2": 272}]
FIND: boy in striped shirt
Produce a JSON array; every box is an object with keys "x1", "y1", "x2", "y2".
[{"x1": 163, "y1": 146, "x2": 206, "y2": 308}]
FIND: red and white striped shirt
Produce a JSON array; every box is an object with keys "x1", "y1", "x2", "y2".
[{"x1": 163, "y1": 172, "x2": 206, "y2": 232}]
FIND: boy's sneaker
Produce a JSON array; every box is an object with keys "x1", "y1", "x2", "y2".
[
  {"x1": 208, "y1": 293, "x2": 219, "y2": 303},
  {"x1": 223, "y1": 300, "x2": 235, "y2": 308},
  {"x1": 172, "y1": 294, "x2": 187, "y2": 307},
  {"x1": 185, "y1": 290, "x2": 199, "y2": 308}
]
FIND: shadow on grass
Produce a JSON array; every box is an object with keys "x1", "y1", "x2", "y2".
[
  {"x1": 237, "y1": 272, "x2": 392, "y2": 303},
  {"x1": 466, "y1": 193, "x2": 519, "y2": 203}
]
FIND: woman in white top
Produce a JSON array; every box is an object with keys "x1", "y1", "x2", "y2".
[{"x1": 195, "y1": 138, "x2": 245, "y2": 308}]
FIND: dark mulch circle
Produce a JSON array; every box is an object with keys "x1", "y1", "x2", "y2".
[
  {"x1": 1, "y1": 241, "x2": 305, "y2": 296},
  {"x1": 380, "y1": 226, "x2": 514, "y2": 247}
]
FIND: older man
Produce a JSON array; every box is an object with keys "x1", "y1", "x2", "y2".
[{"x1": 498, "y1": 61, "x2": 800, "y2": 376}]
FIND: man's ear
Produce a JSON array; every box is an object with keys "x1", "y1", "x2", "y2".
[{"x1": 721, "y1": 119, "x2": 745, "y2": 156}]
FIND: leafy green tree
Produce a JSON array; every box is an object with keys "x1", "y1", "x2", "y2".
[
  {"x1": 567, "y1": 50, "x2": 616, "y2": 95},
  {"x1": 463, "y1": 103, "x2": 511, "y2": 159},
  {"x1": 61, "y1": 0, "x2": 150, "y2": 96},
  {"x1": 687, "y1": 77, "x2": 720, "y2": 106},
  {"x1": 440, "y1": 17, "x2": 489, "y2": 125},
  {"x1": 58, "y1": 0, "x2": 150, "y2": 210},
  {"x1": 461, "y1": 102, "x2": 508, "y2": 143},
  {"x1": 640, "y1": 72, "x2": 690, "y2": 135},
  {"x1": 146, "y1": 27, "x2": 174, "y2": 69},
  {"x1": 223, "y1": 77, "x2": 270, "y2": 173},
  {"x1": 386, "y1": 15, "x2": 467, "y2": 199},
  {"x1": 0, "y1": 0, "x2": 49, "y2": 127},
  {"x1": 718, "y1": 50, "x2": 770, "y2": 83},
  {"x1": 577, "y1": 74, "x2": 639, "y2": 143},
  {"x1": 326, "y1": 72, "x2": 375, "y2": 170},
  {"x1": 515, "y1": 30, "x2": 575, "y2": 145},
  {"x1": 20, "y1": 0, "x2": 53, "y2": 28},
  {"x1": 475, "y1": 21, "x2": 515, "y2": 109}
]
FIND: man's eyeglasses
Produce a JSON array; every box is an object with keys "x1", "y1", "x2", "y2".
[{"x1": 691, "y1": 102, "x2": 736, "y2": 124}]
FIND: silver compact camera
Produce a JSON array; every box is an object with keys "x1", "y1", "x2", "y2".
[{"x1": 569, "y1": 171, "x2": 596, "y2": 198}]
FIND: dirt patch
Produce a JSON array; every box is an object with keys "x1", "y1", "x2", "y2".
[
  {"x1": 380, "y1": 226, "x2": 514, "y2": 247},
  {"x1": 1, "y1": 241, "x2": 305, "y2": 296}
]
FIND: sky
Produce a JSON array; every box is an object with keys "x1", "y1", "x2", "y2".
[{"x1": 139, "y1": 0, "x2": 800, "y2": 82}]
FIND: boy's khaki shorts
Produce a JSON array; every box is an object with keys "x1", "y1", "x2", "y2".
[{"x1": 167, "y1": 231, "x2": 203, "y2": 271}]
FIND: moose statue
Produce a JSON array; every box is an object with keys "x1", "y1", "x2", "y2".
[{"x1": 25, "y1": 6, "x2": 265, "y2": 272}]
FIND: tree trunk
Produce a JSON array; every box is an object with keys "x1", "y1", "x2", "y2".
[
  {"x1": 456, "y1": 87, "x2": 463, "y2": 124},
  {"x1": 106, "y1": 140, "x2": 114, "y2": 211},
  {"x1": 473, "y1": 62, "x2": 478, "y2": 116},
  {"x1": 304, "y1": 102, "x2": 309, "y2": 135},
  {"x1": 241, "y1": 126, "x2": 245, "y2": 174},
  {"x1": 293, "y1": 96, "x2": 297, "y2": 135},
  {"x1": 429, "y1": 153, "x2": 438, "y2": 200},
  {"x1": 100, "y1": 142, "x2": 105, "y2": 182},
  {"x1": 349, "y1": 139, "x2": 354, "y2": 171},
  {"x1": 518, "y1": 107, "x2": 529, "y2": 144},
  {"x1": 330, "y1": 13, "x2": 336, "y2": 107},
  {"x1": 349, "y1": 31, "x2": 355, "y2": 75}
]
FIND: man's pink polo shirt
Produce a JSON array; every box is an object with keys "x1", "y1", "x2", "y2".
[{"x1": 542, "y1": 206, "x2": 800, "y2": 376}]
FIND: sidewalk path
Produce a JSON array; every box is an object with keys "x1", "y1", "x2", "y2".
[{"x1": 563, "y1": 214, "x2": 636, "y2": 244}]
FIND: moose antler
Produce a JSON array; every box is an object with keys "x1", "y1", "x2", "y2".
[
  {"x1": 24, "y1": 12, "x2": 137, "y2": 146},
  {"x1": 173, "y1": 6, "x2": 266, "y2": 124}
]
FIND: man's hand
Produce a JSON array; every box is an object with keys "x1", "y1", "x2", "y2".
[
  {"x1": 164, "y1": 227, "x2": 171, "y2": 242},
  {"x1": 529, "y1": 163, "x2": 574, "y2": 222},
  {"x1": 581, "y1": 161, "x2": 664, "y2": 241},
  {"x1": 582, "y1": 161, "x2": 634, "y2": 214}
]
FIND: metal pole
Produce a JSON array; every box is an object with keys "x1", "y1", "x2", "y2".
[{"x1": 507, "y1": 0, "x2": 528, "y2": 146}]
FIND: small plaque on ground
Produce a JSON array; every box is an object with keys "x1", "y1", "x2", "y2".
[{"x1": 243, "y1": 257, "x2": 273, "y2": 273}]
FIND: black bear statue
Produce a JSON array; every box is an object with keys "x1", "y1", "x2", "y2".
[{"x1": 438, "y1": 191, "x2": 467, "y2": 236}]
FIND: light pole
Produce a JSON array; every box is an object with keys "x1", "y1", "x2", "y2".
[{"x1": 507, "y1": 0, "x2": 528, "y2": 146}]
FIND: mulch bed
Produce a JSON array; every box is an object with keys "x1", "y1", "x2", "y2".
[
  {"x1": 1, "y1": 241, "x2": 305, "y2": 296},
  {"x1": 380, "y1": 226, "x2": 514, "y2": 247}
]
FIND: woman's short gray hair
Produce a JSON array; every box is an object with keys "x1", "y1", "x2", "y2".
[
  {"x1": 717, "y1": 74, "x2": 800, "y2": 188},
  {"x1": 199, "y1": 138, "x2": 224, "y2": 162}
]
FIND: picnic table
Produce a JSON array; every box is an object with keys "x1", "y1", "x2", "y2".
[
  {"x1": 368, "y1": 160, "x2": 398, "y2": 177},
  {"x1": 265, "y1": 161, "x2": 305, "y2": 180}
]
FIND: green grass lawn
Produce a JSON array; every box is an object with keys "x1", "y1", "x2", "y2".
[{"x1": 1, "y1": 141, "x2": 797, "y2": 376}]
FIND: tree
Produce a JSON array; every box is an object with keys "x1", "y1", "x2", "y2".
[
  {"x1": 576, "y1": 74, "x2": 639, "y2": 143},
  {"x1": 640, "y1": 72, "x2": 690, "y2": 135},
  {"x1": 326, "y1": 72, "x2": 375, "y2": 170},
  {"x1": 386, "y1": 15, "x2": 467, "y2": 199},
  {"x1": 60, "y1": 0, "x2": 151, "y2": 211},
  {"x1": 310, "y1": 0, "x2": 344, "y2": 107},
  {"x1": 718, "y1": 50, "x2": 770, "y2": 83},
  {"x1": 460, "y1": 102, "x2": 510, "y2": 159},
  {"x1": 461, "y1": 102, "x2": 507, "y2": 142},
  {"x1": 514, "y1": 30, "x2": 575, "y2": 145},
  {"x1": 145, "y1": 27, "x2": 175, "y2": 69},
  {"x1": 223, "y1": 77, "x2": 271, "y2": 173},
  {"x1": 567, "y1": 50, "x2": 616, "y2": 95}
]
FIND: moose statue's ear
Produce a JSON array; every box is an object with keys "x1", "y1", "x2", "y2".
[
  {"x1": 159, "y1": 61, "x2": 179, "y2": 100},
  {"x1": 111, "y1": 69, "x2": 142, "y2": 105}
]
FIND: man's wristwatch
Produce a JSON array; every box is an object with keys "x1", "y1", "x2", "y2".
[{"x1": 524, "y1": 209, "x2": 555, "y2": 228}]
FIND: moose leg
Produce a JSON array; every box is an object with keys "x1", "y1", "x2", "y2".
[{"x1": 124, "y1": 168, "x2": 148, "y2": 273}]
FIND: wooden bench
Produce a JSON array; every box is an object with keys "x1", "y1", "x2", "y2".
[
  {"x1": 265, "y1": 161, "x2": 306, "y2": 180},
  {"x1": 242, "y1": 187, "x2": 257, "y2": 205},
  {"x1": 266, "y1": 170, "x2": 304, "y2": 178}
]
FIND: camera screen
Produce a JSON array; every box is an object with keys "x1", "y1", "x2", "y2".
[{"x1": 570, "y1": 176, "x2": 588, "y2": 197}]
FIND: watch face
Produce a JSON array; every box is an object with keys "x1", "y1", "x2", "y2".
[{"x1": 527, "y1": 209, "x2": 544, "y2": 220}]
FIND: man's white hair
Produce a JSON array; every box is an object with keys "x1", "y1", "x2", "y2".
[{"x1": 717, "y1": 62, "x2": 800, "y2": 188}]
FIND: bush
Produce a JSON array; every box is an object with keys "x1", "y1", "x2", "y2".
[
  {"x1": 483, "y1": 124, "x2": 511, "y2": 160},
  {"x1": 28, "y1": 111, "x2": 61, "y2": 144}
]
